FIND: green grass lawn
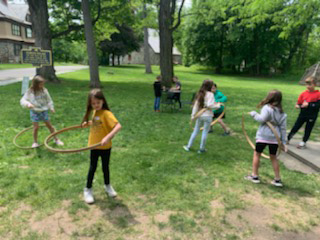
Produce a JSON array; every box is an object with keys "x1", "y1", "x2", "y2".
[
  {"x1": 0, "y1": 65, "x2": 319, "y2": 239},
  {"x1": 0, "y1": 62, "x2": 84, "y2": 70}
]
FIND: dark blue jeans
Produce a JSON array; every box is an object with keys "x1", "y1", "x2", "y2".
[{"x1": 154, "y1": 96, "x2": 161, "y2": 111}]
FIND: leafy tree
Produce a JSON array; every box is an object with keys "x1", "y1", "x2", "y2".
[
  {"x1": 99, "y1": 24, "x2": 140, "y2": 66},
  {"x1": 179, "y1": 0, "x2": 320, "y2": 75}
]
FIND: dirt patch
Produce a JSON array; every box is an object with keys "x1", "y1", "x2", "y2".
[
  {"x1": 153, "y1": 210, "x2": 175, "y2": 223},
  {"x1": 63, "y1": 169, "x2": 73, "y2": 174},
  {"x1": 224, "y1": 192, "x2": 320, "y2": 240},
  {"x1": 18, "y1": 165, "x2": 30, "y2": 169},
  {"x1": 13, "y1": 203, "x2": 32, "y2": 217},
  {"x1": 29, "y1": 201, "x2": 76, "y2": 239}
]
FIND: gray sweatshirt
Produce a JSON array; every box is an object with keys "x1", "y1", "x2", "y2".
[
  {"x1": 250, "y1": 104, "x2": 287, "y2": 144},
  {"x1": 20, "y1": 88, "x2": 54, "y2": 112}
]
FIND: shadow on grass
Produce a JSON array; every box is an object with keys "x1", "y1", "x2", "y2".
[{"x1": 96, "y1": 197, "x2": 138, "y2": 229}]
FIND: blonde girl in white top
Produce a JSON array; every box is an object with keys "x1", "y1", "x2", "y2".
[
  {"x1": 20, "y1": 75, "x2": 63, "y2": 148},
  {"x1": 183, "y1": 79, "x2": 220, "y2": 153}
]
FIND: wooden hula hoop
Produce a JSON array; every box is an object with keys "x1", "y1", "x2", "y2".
[
  {"x1": 44, "y1": 125, "x2": 101, "y2": 153},
  {"x1": 241, "y1": 114, "x2": 282, "y2": 159},
  {"x1": 13, "y1": 125, "x2": 47, "y2": 149},
  {"x1": 189, "y1": 108, "x2": 208, "y2": 129},
  {"x1": 200, "y1": 108, "x2": 226, "y2": 131}
]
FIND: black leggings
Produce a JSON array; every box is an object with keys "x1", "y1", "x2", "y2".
[
  {"x1": 86, "y1": 149, "x2": 111, "y2": 188},
  {"x1": 288, "y1": 115, "x2": 317, "y2": 143},
  {"x1": 173, "y1": 93, "x2": 182, "y2": 109}
]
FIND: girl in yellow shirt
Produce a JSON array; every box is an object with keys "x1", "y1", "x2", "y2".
[{"x1": 81, "y1": 89, "x2": 122, "y2": 204}]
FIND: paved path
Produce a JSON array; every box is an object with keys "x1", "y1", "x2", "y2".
[
  {"x1": 0, "y1": 65, "x2": 88, "y2": 86},
  {"x1": 286, "y1": 137, "x2": 320, "y2": 172}
]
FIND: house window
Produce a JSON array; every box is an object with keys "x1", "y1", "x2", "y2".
[
  {"x1": 12, "y1": 24, "x2": 21, "y2": 36},
  {"x1": 25, "y1": 27, "x2": 32, "y2": 38},
  {"x1": 26, "y1": 14, "x2": 31, "y2": 22},
  {"x1": 14, "y1": 44, "x2": 22, "y2": 56}
]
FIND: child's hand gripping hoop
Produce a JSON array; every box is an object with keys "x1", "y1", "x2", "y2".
[
  {"x1": 199, "y1": 107, "x2": 226, "y2": 131},
  {"x1": 13, "y1": 125, "x2": 47, "y2": 149},
  {"x1": 44, "y1": 125, "x2": 101, "y2": 153},
  {"x1": 241, "y1": 113, "x2": 282, "y2": 159},
  {"x1": 189, "y1": 108, "x2": 208, "y2": 129},
  {"x1": 190, "y1": 103, "x2": 226, "y2": 130}
]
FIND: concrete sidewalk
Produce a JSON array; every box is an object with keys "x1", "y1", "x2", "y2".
[
  {"x1": 286, "y1": 137, "x2": 320, "y2": 172},
  {"x1": 0, "y1": 65, "x2": 88, "y2": 86}
]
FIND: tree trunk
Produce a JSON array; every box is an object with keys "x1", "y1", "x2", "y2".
[
  {"x1": 159, "y1": 0, "x2": 174, "y2": 88},
  {"x1": 143, "y1": 3, "x2": 152, "y2": 74},
  {"x1": 112, "y1": 53, "x2": 115, "y2": 66},
  {"x1": 300, "y1": 30, "x2": 310, "y2": 67},
  {"x1": 81, "y1": 0, "x2": 101, "y2": 88},
  {"x1": 117, "y1": 55, "x2": 120, "y2": 65},
  {"x1": 27, "y1": 0, "x2": 58, "y2": 82}
]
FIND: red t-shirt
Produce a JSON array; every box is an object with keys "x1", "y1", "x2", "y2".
[{"x1": 297, "y1": 90, "x2": 320, "y2": 104}]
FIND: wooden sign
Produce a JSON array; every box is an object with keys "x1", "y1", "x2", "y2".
[{"x1": 21, "y1": 47, "x2": 52, "y2": 67}]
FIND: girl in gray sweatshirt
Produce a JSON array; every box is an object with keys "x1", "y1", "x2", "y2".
[{"x1": 245, "y1": 90, "x2": 287, "y2": 187}]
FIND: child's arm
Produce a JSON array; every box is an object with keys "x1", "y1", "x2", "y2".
[
  {"x1": 44, "y1": 89, "x2": 54, "y2": 112},
  {"x1": 101, "y1": 123, "x2": 122, "y2": 146},
  {"x1": 20, "y1": 91, "x2": 34, "y2": 109},
  {"x1": 206, "y1": 93, "x2": 220, "y2": 110},
  {"x1": 191, "y1": 100, "x2": 199, "y2": 119},
  {"x1": 250, "y1": 105, "x2": 270, "y2": 123}
]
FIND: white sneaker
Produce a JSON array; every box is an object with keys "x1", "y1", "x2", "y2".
[
  {"x1": 83, "y1": 188, "x2": 94, "y2": 204},
  {"x1": 55, "y1": 139, "x2": 64, "y2": 146},
  {"x1": 297, "y1": 141, "x2": 306, "y2": 149},
  {"x1": 183, "y1": 146, "x2": 190, "y2": 152},
  {"x1": 31, "y1": 142, "x2": 40, "y2": 148},
  {"x1": 104, "y1": 184, "x2": 117, "y2": 198}
]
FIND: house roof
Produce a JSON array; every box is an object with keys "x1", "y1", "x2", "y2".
[
  {"x1": 148, "y1": 28, "x2": 181, "y2": 56},
  {"x1": 0, "y1": 1, "x2": 31, "y2": 25}
]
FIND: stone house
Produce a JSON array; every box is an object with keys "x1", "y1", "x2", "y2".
[
  {"x1": 122, "y1": 28, "x2": 182, "y2": 65},
  {"x1": 0, "y1": 0, "x2": 34, "y2": 63}
]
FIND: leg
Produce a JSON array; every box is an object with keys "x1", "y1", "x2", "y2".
[
  {"x1": 218, "y1": 119, "x2": 228, "y2": 132},
  {"x1": 156, "y1": 97, "x2": 161, "y2": 111},
  {"x1": 200, "y1": 117, "x2": 211, "y2": 150},
  {"x1": 253, "y1": 142, "x2": 267, "y2": 176},
  {"x1": 287, "y1": 115, "x2": 306, "y2": 141},
  {"x1": 100, "y1": 149, "x2": 111, "y2": 185},
  {"x1": 177, "y1": 93, "x2": 182, "y2": 109},
  {"x1": 32, "y1": 122, "x2": 39, "y2": 143},
  {"x1": 44, "y1": 120, "x2": 56, "y2": 134},
  {"x1": 268, "y1": 144, "x2": 280, "y2": 179},
  {"x1": 303, "y1": 117, "x2": 317, "y2": 143},
  {"x1": 154, "y1": 97, "x2": 157, "y2": 111},
  {"x1": 270, "y1": 155, "x2": 280, "y2": 179},
  {"x1": 187, "y1": 118, "x2": 201, "y2": 148},
  {"x1": 86, "y1": 150, "x2": 99, "y2": 188},
  {"x1": 252, "y1": 151, "x2": 261, "y2": 177}
]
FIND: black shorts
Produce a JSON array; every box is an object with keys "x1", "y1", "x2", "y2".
[
  {"x1": 213, "y1": 111, "x2": 225, "y2": 119},
  {"x1": 255, "y1": 142, "x2": 278, "y2": 155}
]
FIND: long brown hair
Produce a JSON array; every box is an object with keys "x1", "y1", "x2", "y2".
[
  {"x1": 82, "y1": 89, "x2": 110, "y2": 123},
  {"x1": 195, "y1": 79, "x2": 214, "y2": 108},
  {"x1": 257, "y1": 90, "x2": 283, "y2": 113},
  {"x1": 30, "y1": 75, "x2": 45, "y2": 95}
]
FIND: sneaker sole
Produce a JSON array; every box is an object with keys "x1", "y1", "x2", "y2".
[{"x1": 244, "y1": 176, "x2": 260, "y2": 184}]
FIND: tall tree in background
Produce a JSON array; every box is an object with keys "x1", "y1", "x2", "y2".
[
  {"x1": 81, "y1": 0, "x2": 101, "y2": 88},
  {"x1": 143, "y1": 1, "x2": 152, "y2": 74},
  {"x1": 27, "y1": 0, "x2": 58, "y2": 82},
  {"x1": 158, "y1": 0, "x2": 185, "y2": 87}
]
